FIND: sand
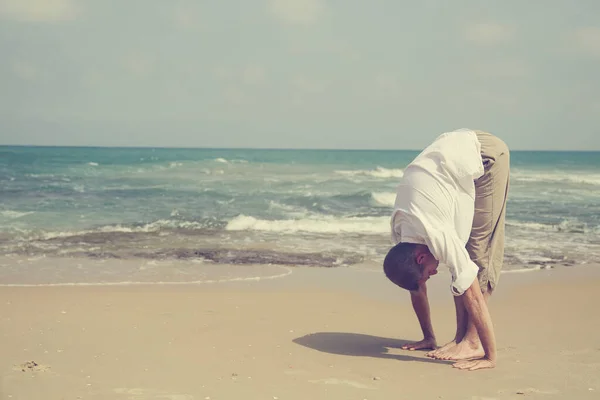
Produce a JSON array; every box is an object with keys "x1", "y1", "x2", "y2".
[{"x1": 1, "y1": 263, "x2": 599, "y2": 400}]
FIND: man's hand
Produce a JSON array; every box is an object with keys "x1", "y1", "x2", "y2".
[
  {"x1": 401, "y1": 337, "x2": 437, "y2": 351},
  {"x1": 453, "y1": 357, "x2": 496, "y2": 371}
]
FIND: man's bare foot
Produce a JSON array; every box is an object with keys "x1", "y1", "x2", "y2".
[
  {"x1": 426, "y1": 340, "x2": 456, "y2": 358},
  {"x1": 433, "y1": 339, "x2": 484, "y2": 360},
  {"x1": 401, "y1": 337, "x2": 437, "y2": 351},
  {"x1": 453, "y1": 357, "x2": 496, "y2": 371}
]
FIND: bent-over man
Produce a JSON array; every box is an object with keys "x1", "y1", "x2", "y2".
[{"x1": 383, "y1": 128, "x2": 510, "y2": 371}]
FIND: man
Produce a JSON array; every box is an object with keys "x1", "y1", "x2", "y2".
[{"x1": 383, "y1": 128, "x2": 510, "y2": 371}]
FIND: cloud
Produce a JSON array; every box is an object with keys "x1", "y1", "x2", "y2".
[
  {"x1": 212, "y1": 64, "x2": 267, "y2": 86},
  {"x1": 222, "y1": 86, "x2": 249, "y2": 106},
  {"x1": 289, "y1": 76, "x2": 327, "y2": 107},
  {"x1": 463, "y1": 22, "x2": 515, "y2": 45},
  {"x1": 173, "y1": 2, "x2": 203, "y2": 30},
  {"x1": 571, "y1": 27, "x2": 600, "y2": 57},
  {"x1": 0, "y1": 0, "x2": 77, "y2": 22},
  {"x1": 469, "y1": 89, "x2": 520, "y2": 111},
  {"x1": 80, "y1": 69, "x2": 103, "y2": 89},
  {"x1": 292, "y1": 76, "x2": 325, "y2": 94},
  {"x1": 123, "y1": 53, "x2": 154, "y2": 78},
  {"x1": 267, "y1": 0, "x2": 324, "y2": 25},
  {"x1": 241, "y1": 64, "x2": 266, "y2": 86},
  {"x1": 11, "y1": 60, "x2": 38, "y2": 80},
  {"x1": 472, "y1": 59, "x2": 530, "y2": 78},
  {"x1": 374, "y1": 74, "x2": 399, "y2": 91}
]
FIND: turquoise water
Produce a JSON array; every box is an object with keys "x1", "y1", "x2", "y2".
[{"x1": 1, "y1": 146, "x2": 599, "y2": 284}]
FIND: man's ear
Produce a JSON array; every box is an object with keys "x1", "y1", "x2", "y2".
[{"x1": 415, "y1": 252, "x2": 426, "y2": 266}]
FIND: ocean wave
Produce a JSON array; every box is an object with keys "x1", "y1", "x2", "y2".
[
  {"x1": 212, "y1": 158, "x2": 248, "y2": 164},
  {"x1": 507, "y1": 219, "x2": 591, "y2": 234},
  {"x1": 225, "y1": 214, "x2": 389, "y2": 234},
  {"x1": 148, "y1": 248, "x2": 363, "y2": 267},
  {"x1": 370, "y1": 192, "x2": 396, "y2": 207},
  {"x1": 10, "y1": 219, "x2": 219, "y2": 242},
  {"x1": 335, "y1": 167, "x2": 404, "y2": 179},
  {"x1": 268, "y1": 201, "x2": 309, "y2": 217},
  {"x1": 0, "y1": 210, "x2": 35, "y2": 219},
  {"x1": 512, "y1": 171, "x2": 600, "y2": 186}
]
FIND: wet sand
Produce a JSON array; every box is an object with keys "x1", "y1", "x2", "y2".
[{"x1": 1, "y1": 262, "x2": 599, "y2": 400}]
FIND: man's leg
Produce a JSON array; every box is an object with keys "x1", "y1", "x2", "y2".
[
  {"x1": 426, "y1": 295, "x2": 468, "y2": 357},
  {"x1": 430, "y1": 130, "x2": 510, "y2": 361},
  {"x1": 431, "y1": 288, "x2": 492, "y2": 360}
]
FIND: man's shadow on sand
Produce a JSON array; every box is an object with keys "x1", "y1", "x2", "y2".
[{"x1": 293, "y1": 332, "x2": 451, "y2": 365}]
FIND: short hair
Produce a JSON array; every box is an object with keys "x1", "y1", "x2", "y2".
[{"x1": 383, "y1": 242, "x2": 423, "y2": 292}]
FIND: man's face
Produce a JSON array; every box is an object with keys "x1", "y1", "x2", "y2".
[{"x1": 418, "y1": 253, "x2": 439, "y2": 285}]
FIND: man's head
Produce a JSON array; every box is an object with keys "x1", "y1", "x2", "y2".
[{"x1": 383, "y1": 242, "x2": 439, "y2": 291}]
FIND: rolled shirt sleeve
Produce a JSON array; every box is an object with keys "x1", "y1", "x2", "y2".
[{"x1": 424, "y1": 226, "x2": 479, "y2": 296}]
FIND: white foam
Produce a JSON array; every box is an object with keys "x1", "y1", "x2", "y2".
[
  {"x1": 0, "y1": 210, "x2": 34, "y2": 219},
  {"x1": 0, "y1": 266, "x2": 293, "y2": 287},
  {"x1": 214, "y1": 158, "x2": 229, "y2": 163},
  {"x1": 225, "y1": 214, "x2": 389, "y2": 234},
  {"x1": 370, "y1": 192, "x2": 396, "y2": 207},
  {"x1": 506, "y1": 221, "x2": 554, "y2": 231},
  {"x1": 27, "y1": 219, "x2": 208, "y2": 241},
  {"x1": 88, "y1": 162, "x2": 99, "y2": 166},
  {"x1": 501, "y1": 266, "x2": 553, "y2": 274},
  {"x1": 512, "y1": 171, "x2": 600, "y2": 186},
  {"x1": 268, "y1": 201, "x2": 309, "y2": 217},
  {"x1": 335, "y1": 167, "x2": 404, "y2": 179},
  {"x1": 507, "y1": 219, "x2": 590, "y2": 234}
]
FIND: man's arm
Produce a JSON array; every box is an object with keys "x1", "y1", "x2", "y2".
[
  {"x1": 453, "y1": 278, "x2": 497, "y2": 370},
  {"x1": 401, "y1": 282, "x2": 437, "y2": 350}
]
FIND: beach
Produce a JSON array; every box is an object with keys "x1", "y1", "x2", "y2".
[
  {"x1": 1, "y1": 147, "x2": 599, "y2": 399},
  {"x1": 3, "y1": 1, "x2": 600, "y2": 397},
  {"x1": 2, "y1": 261, "x2": 599, "y2": 400}
]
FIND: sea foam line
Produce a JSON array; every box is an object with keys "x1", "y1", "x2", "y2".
[
  {"x1": 0, "y1": 210, "x2": 35, "y2": 219},
  {"x1": 225, "y1": 214, "x2": 389, "y2": 234},
  {"x1": 0, "y1": 266, "x2": 293, "y2": 287},
  {"x1": 370, "y1": 192, "x2": 396, "y2": 207},
  {"x1": 512, "y1": 172, "x2": 600, "y2": 186},
  {"x1": 335, "y1": 167, "x2": 404, "y2": 179}
]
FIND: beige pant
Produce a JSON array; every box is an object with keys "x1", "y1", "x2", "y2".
[{"x1": 468, "y1": 131, "x2": 511, "y2": 293}]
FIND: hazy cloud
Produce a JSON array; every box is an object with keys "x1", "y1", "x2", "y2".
[
  {"x1": 241, "y1": 64, "x2": 267, "y2": 86},
  {"x1": 123, "y1": 53, "x2": 155, "y2": 78},
  {"x1": 463, "y1": 22, "x2": 515, "y2": 45},
  {"x1": 0, "y1": 0, "x2": 77, "y2": 22},
  {"x1": 267, "y1": 0, "x2": 324, "y2": 25},
  {"x1": 212, "y1": 64, "x2": 267, "y2": 86},
  {"x1": 222, "y1": 86, "x2": 248, "y2": 106},
  {"x1": 11, "y1": 60, "x2": 38, "y2": 80},
  {"x1": 1, "y1": 1, "x2": 598, "y2": 150},
  {"x1": 571, "y1": 27, "x2": 600, "y2": 57},
  {"x1": 374, "y1": 74, "x2": 400, "y2": 90},
  {"x1": 173, "y1": 2, "x2": 203, "y2": 30},
  {"x1": 292, "y1": 76, "x2": 325, "y2": 94},
  {"x1": 472, "y1": 59, "x2": 530, "y2": 78}
]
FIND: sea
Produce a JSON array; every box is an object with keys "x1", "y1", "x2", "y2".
[{"x1": 1, "y1": 146, "x2": 599, "y2": 285}]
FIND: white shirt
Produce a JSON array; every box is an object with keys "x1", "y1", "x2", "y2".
[{"x1": 390, "y1": 129, "x2": 485, "y2": 296}]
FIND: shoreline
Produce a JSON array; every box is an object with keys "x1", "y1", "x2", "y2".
[
  {"x1": 0, "y1": 253, "x2": 593, "y2": 288},
  {"x1": 2, "y1": 261, "x2": 599, "y2": 399}
]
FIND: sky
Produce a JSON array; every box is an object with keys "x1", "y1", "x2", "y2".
[{"x1": 1, "y1": 0, "x2": 599, "y2": 150}]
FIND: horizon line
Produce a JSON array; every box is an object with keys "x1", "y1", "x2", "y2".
[{"x1": 1, "y1": 144, "x2": 599, "y2": 152}]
